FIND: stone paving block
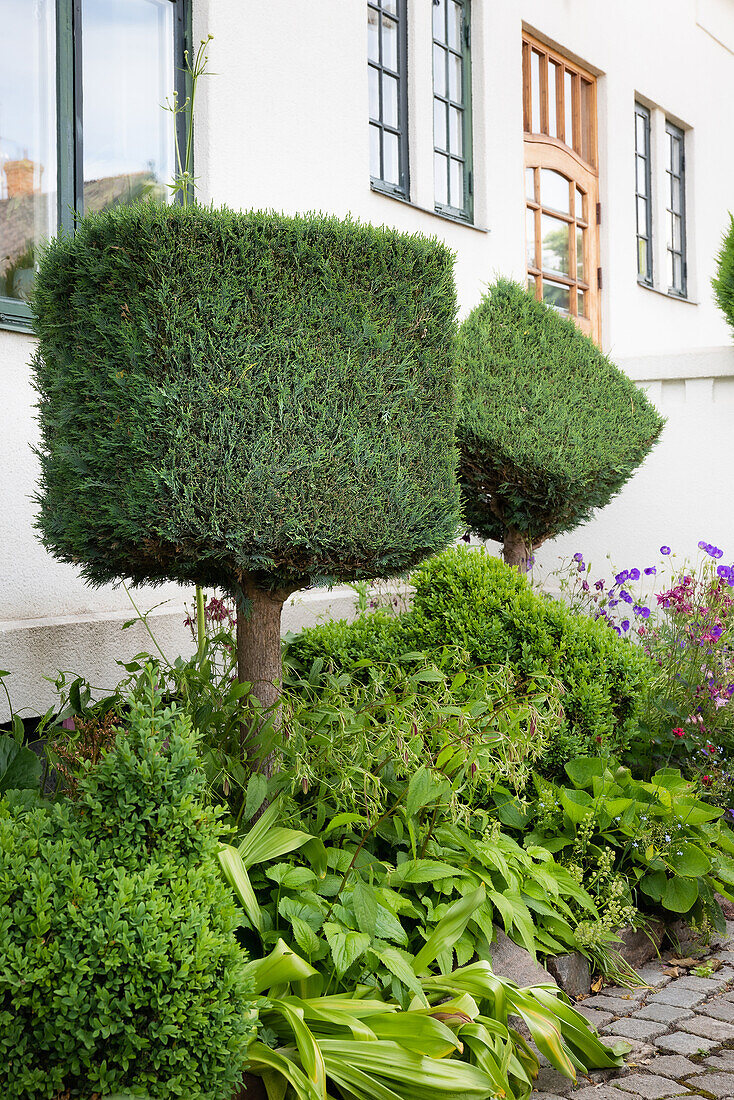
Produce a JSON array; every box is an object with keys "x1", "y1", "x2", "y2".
[
  {"x1": 576, "y1": 1006, "x2": 615, "y2": 1029},
  {"x1": 603, "y1": 987, "x2": 649, "y2": 1004},
  {"x1": 603, "y1": 1020, "x2": 669, "y2": 1041},
  {"x1": 636, "y1": 966, "x2": 673, "y2": 990},
  {"x1": 700, "y1": 1000, "x2": 734, "y2": 1023},
  {"x1": 642, "y1": 1056, "x2": 702, "y2": 1079},
  {"x1": 703, "y1": 1052, "x2": 734, "y2": 1072},
  {"x1": 676, "y1": 970, "x2": 734, "y2": 993},
  {"x1": 622, "y1": 1040, "x2": 657, "y2": 1061},
  {"x1": 610, "y1": 1074, "x2": 691, "y2": 1098},
  {"x1": 572, "y1": 1086, "x2": 638, "y2": 1100},
  {"x1": 536, "y1": 1066, "x2": 576, "y2": 1095},
  {"x1": 681, "y1": 1073, "x2": 734, "y2": 1097},
  {"x1": 680, "y1": 1015, "x2": 734, "y2": 1041},
  {"x1": 634, "y1": 1004, "x2": 694, "y2": 1024},
  {"x1": 653, "y1": 1031, "x2": 718, "y2": 1055},
  {"x1": 582, "y1": 995, "x2": 643, "y2": 1015},
  {"x1": 649, "y1": 986, "x2": 708, "y2": 1009}
]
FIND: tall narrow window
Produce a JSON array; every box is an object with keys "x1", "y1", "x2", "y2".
[
  {"x1": 0, "y1": 0, "x2": 188, "y2": 331},
  {"x1": 432, "y1": 0, "x2": 472, "y2": 220},
  {"x1": 368, "y1": 0, "x2": 408, "y2": 197},
  {"x1": 634, "y1": 102, "x2": 653, "y2": 285},
  {"x1": 522, "y1": 33, "x2": 600, "y2": 343},
  {"x1": 666, "y1": 120, "x2": 686, "y2": 297}
]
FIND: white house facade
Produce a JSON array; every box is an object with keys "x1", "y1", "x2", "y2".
[{"x1": 2, "y1": 0, "x2": 734, "y2": 719}]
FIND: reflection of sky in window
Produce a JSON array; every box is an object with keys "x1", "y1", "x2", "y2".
[
  {"x1": 83, "y1": 0, "x2": 174, "y2": 184},
  {"x1": 0, "y1": 1, "x2": 56, "y2": 170}
]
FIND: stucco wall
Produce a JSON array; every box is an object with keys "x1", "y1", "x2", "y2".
[{"x1": 1, "y1": 0, "x2": 733, "y2": 718}]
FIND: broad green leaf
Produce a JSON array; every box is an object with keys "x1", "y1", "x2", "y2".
[
  {"x1": 245, "y1": 1041, "x2": 321, "y2": 1100},
  {"x1": 238, "y1": 799, "x2": 311, "y2": 867},
  {"x1": 375, "y1": 945, "x2": 427, "y2": 1002},
  {"x1": 243, "y1": 939, "x2": 318, "y2": 993},
  {"x1": 560, "y1": 789, "x2": 594, "y2": 824},
  {"x1": 672, "y1": 799, "x2": 722, "y2": 826},
  {"x1": 638, "y1": 870, "x2": 666, "y2": 901},
  {"x1": 564, "y1": 758, "x2": 604, "y2": 789},
  {"x1": 0, "y1": 734, "x2": 41, "y2": 793},
  {"x1": 289, "y1": 916, "x2": 321, "y2": 959},
  {"x1": 323, "y1": 923, "x2": 371, "y2": 976},
  {"x1": 243, "y1": 772, "x2": 269, "y2": 821},
  {"x1": 412, "y1": 886, "x2": 486, "y2": 975},
  {"x1": 267, "y1": 865, "x2": 317, "y2": 889},
  {"x1": 269, "y1": 999, "x2": 326, "y2": 1096},
  {"x1": 352, "y1": 881, "x2": 379, "y2": 937},
  {"x1": 323, "y1": 812, "x2": 370, "y2": 837},
  {"x1": 389, "y1": 860, "x2": 461, "y2": 886},
  {"x1": 369, "y1": 1013, "x2": 460, "y2": 1057},
  {"x1": 406, "y1": 766, "x2": 439, "y2": 818},
  {"x1": 218, "y1": 845, "x2": 263, "y2": 932},
  {"x1": 667, "y1": 842, "x2": 710, "y2": 878},
  {"x1": 662, "y1": 876, "x2": 699, "y2": 913}
]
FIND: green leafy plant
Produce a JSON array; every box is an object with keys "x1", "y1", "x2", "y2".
[
  {"x1": 713, "y1": 212, "x2": 734, "y2": 334},
  {"x1": 32, "y1": 203, "x2": 461, "y2": 769},
  {"x1": 492, "y1": 757, "x2": 734, "y2": 934},
  {"x1": 455, "y1": 280, "x2": 664, "y2": 567},
  {"x1": 0, "y1": 676, "x2": 257, "y2": 1099}
]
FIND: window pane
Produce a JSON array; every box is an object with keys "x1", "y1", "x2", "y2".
[
  {"x1": 564, "y1": 70, "x2": 573, "y2": 147},
  {"x1": 672, "y1": 251, "x2": 682, "y2": 290},
  {"x1": 370, "y1": 123, "x2": 381, "y2": 178},
  {"x1": 541, "y1": 214, "x2": 570, "y2": 275},
  {"x1": 433, "y1": 0, "x2": 445, "y2": 39},
  {"x1": 543, "y1": 280, "x2": 570, "y2": 311},
  {"x1": 448, "y1": 1, "x2": 462, "y2": 50},
  {"x1": 82, "y1": 0, "x2": 174, "y2": 216},
  {"x1": 434, "y1": 44, "x2": 447, "y2": 97},
  {"x1": 381, "y1": 15, "x2": 398, "y2": 70},
  {"x1": 637, "y1": 195, "x2": 648, "y2": 236},
  {"x1": 577, "y1": 288, "x2": 587, "y2": 317},
  {"x1": 449, "y1": 157, "x2": 463, "y2": 207},
  {"x1": 0, "y1": 0, "x2": 56, "y2": 302},
  {"x1": 526, "y1": 207, "x2": 537, "y2": 267},
  {"x1": 526, "y1": 168, "x2": 536, "y2": 201},
  {"x1": 368, "y1": 65, "x2": 380, "y2": 121},
  {"x1": 548, "y1": 61, "x2": 559, "y2": 138},
  {"x1": 575, "y1": 186, "x2": 585, "y2": 221},
  {"x1": 576, "y1": 226, "x2": 585, "y2": 279},
  {"x1": 636, "y1": 155, "x2": 648, "y2": 197},
  {"x1": 670, "y1": 177, "x2": 682, "y2": 215},
  {"x1": 382, "y1": 0, "x2": 398, "y2": 13},
  {"x1": 580, "y1": 79, "x2": 593, "y2": 162},
  {"x1": 531, "y1": 51, "x2": 541, "y2": 133},
  {"x1": 671, "y1": 214, "x2": 682, "y2": 252},
  {"x1": 383, "y1": 129, "x2": 399, "y2": 185},
  {"x1": 368, "y1": 7, "x2": 380, "y2": 61},
  {"x1": 449, "y1": 53, "x2": 462, "y2": 102},
  {"x1": 382, "y1": 73, "x2": 398, "y2": 127},
  {"x1": 638, "y1": 237, "x2": 648, "y2": 280},
  {"x1": 670, "y1": 134, "x2": 681, "y2": 175},
  {"x1": 434, "y1": 99, "x2": 447, "y2": 150},
  {"x1": 449, "y1": 106, "x2": 463, "y2": 155},
  {"x1": 667, "y1": 249, "x2": 674, "y2": 288},
  {"x1": 636, "y1": 112, "x2": 647, "y2": 153},
  {"x1": 540, "y1": 169, "x2": 571, "y2": 214},
  {"x1": 435, "y1": 153, "x2": 448, "y2": 205}
]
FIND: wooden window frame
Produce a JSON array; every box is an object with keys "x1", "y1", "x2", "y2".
[
  {"x1": 522, "y1": 31, "x2": 600, "y2": 344},
  {"x1": 0, "y1": 0, "x2": 189, "y2": 333}
]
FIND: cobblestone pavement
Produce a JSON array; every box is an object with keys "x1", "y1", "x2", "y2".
[{"x1": 534, "y1": 923, "x2": 734, "y2": 1100}]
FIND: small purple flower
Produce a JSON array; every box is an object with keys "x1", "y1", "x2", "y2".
[
  {"x1": 595, "y1": 579, "x2": 605, "y2": 590},
  {"x1": 660, "y1": 546, "x2": 671, "y2": 555},
  {"x1": 582, "y1": 580, "x2": 590, "y2": 592},
  {"x1": 717, "y1": 565, "x2": 731, "y2": 579},
  {"x1": 713, "y1": 547, "x2": 724, "y2": 560},
  {"x1": 608, "y1": 598, "x2": 619, "y2": 608},
  {"x1": 621, "y1": 620, "x2": 630, "y2": 632},
  {"x1": 698, "y1": 541, "x2": 708, "y2": 551},
  {"x1": 644, "y1": 566, "x2": 657, "y2": 575},
  {"x1": 577, "y1": 562, "x2": 585, "y2": 573},
  {"x1": 573, "y1": 552, "x2": 584, "y2": 562},
  {"x1": 629, "y1": 568, "x2": 641, "y2": 581},
  {"x1": 613, "y1": 626, "x2": 622, "y2": 635},
  {"x1": 620, "y1": 590, "x2": 633, "y2": 604},
  {"x1": 615, "y1": 570, "x2": 629, "y2": 585}
]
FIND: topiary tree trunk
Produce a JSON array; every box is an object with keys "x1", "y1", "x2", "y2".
[{"x1": 502, "y1": 526, "x2": 529, "y2": 571}]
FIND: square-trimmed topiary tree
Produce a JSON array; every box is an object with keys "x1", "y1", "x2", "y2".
[
  {"x1": 713, "y1": 213, "x2": 734, "y2": 334},
  {"x1": 456, "y1": 280, "x2": 665, "y2": 568},
  {"x1": 32, "y1": 204, "x2": 461, "y2": 767}
]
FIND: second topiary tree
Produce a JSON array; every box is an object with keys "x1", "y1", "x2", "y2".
[
  {"x1": 33, "y1": 204, "x2": 461, "y2": 767},
  {"x1": 456, "y1": 280, "x2": 664, "y2": 568}
]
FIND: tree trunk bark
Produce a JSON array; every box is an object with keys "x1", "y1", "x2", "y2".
[
  {"x1": 502, "y1": 526, "x2": 529, "y2": 571},
  {"x1": 235, "y1": 580, "x2": 289, "y2": 774}
]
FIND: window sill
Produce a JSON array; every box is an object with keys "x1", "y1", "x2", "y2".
[
  {"x1": 636, "y1": 280, "x2": 698, "y2": 305},
  {"x1": 370, "y1": 182, "x2": 488, "y2": 233},
  {"x1": 0, "y1": 300, "x2": 35, "y2": 335}
]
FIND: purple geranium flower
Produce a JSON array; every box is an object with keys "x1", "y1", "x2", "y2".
[
  {"x1": 660, "y1": 546, "x2": 671, "y2": 555},
  {"x1": 572, "y1": 552, "x2": 584, "y2": 562},
  {"x1": 620, "y1": 590, "x2": 633, "y2": 604},
  {"x1": 629, "y1": 568, "x2": 641, "y2": 581},
  {"x1": 717, "y1": 565, "x2": 731, "y2": 579},
  {"x1": 621, "y1": 620, "x2": 630, "y2": 632},
  {"x1": 615, "y1": 570, "x2": 629, "y2": 585},
  {"x1": 644, "y1": 566, "x2": 657, "y2": 575}
]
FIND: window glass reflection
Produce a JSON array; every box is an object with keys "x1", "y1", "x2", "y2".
[
  {"x1": 0, "y1": 0, "x2": 56, "y2": 302},
  {"x1": 82, "y1": 0, "x2": 174, "y2": 215}
]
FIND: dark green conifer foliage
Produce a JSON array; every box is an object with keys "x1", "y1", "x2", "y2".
[
  {"x1": 713, "y1": 213, "x2": 734, "y2": 333},
  {"x1": 456, "y1": 280, "x2": 665, "y2": 567},
  {"x1": 32, "y1": 203, "x2": 461, "y2": 764}
]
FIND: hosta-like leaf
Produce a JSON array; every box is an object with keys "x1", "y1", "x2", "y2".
[{"x1": 323, "y1": 924, "x2": 371, "y2": 976}]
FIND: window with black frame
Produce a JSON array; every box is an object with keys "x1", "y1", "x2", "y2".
[
  {"x1": 368, "y1": 0, "x2": 409, "y2": 197},
  {"x1": 432, "y1": 0, "x2": 472, "y2": 220},
  {"x1": 666, "y1": 120, "x2": 687, "y2": 297},
  {"x1": 634, "y1": 102, "x2": 653, "y2": 286},
  {"x1": 0, "y1": 0, "x2": 187, "y2": 330}
]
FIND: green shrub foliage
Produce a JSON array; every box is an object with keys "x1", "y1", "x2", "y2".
[
  {"x1": 32, "y1": 203, "x2": 460, "y2": 592},
  {"x1": 0, "y1": 684, "x2": 256, "y2": 1100},
  {"x1": 286, "y1": 546, "x2": 655, "y2": 774},
  {"x1": 713, "y1": 213, "x2": 734, "y2": 334},
  {"x1": 456, "y1": 280, "x2": 664, "y2": 551}
]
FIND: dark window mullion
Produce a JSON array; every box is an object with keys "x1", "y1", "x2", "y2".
[{"x1": 56, "y1": 0, "x2": 80, "y2": 231}]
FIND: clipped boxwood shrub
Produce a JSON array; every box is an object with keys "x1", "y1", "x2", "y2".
[
  {"x1": 457, "y1": 280, "x2": 665, "y2": 567},
  {"x1": 0, "y1": 685, "x2": 256, "y2": 1100},
  {"x1": 713, "y1": 213, "x2": 734, "y2": 333},
  {"x1": 286, "y1": 546, "x2": 655, "y2": 775},
  {"x1": 33, "y1": 203, "x2": 461, "y2": 763}
]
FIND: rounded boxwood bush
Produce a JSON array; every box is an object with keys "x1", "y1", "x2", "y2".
[
  {"x1": 0, "y1": 685, "x2": 256, "y2": 1099},
  {"x1": 456, "y1": 280, "x2": 665, "y2": 567}
]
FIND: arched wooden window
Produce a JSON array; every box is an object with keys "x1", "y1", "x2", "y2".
[{"x1": 522, "y1": 33, "x2": 600, "y2": 342}]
